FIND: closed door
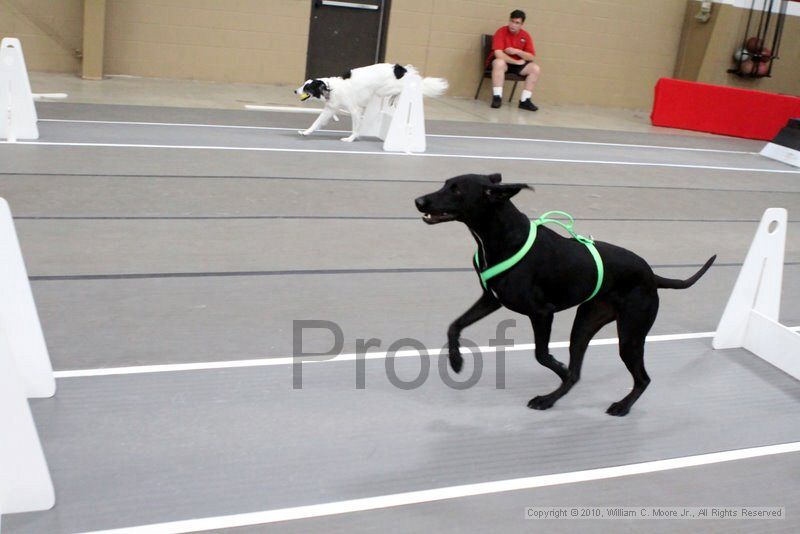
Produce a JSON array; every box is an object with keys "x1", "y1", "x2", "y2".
[{"x1": 305, "y1": 0, "x2": 390, "y2": 79}]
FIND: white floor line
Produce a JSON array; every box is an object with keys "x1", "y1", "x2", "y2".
[
  {"x1": 38, "y1": 118, "x2": 756, "y2": 155},
  {"x1": 3, "y1": 140, "x2": 796, "y2": 174},
  {"x1": 77, "y1": 441, "x2": 800, "y2": 534},
  {"x1": 431, "y1": 133, "x2": 754, "y2": 154},
  {"x1": 52, "y1": 327, "x2": 800, "y2": 379},
  {"x1": 244, "y1": 105, "x2": 322, "y2": 114}
]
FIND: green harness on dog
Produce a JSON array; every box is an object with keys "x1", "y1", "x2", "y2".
[{"x1": 473, "y1": 211, "x2": 604, "y2": 302}]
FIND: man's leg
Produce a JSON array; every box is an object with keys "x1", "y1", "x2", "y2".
[
  {"x1": 518, "y1": 62, "x2": 541, "y2": 111},
  {"x1": 490, "y1": 58, "x2": 508, "y2": 108}
]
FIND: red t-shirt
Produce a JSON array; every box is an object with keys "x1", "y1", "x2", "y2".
[{"x1": 488, "y1": 26, "x2": 535, "y2": 66}]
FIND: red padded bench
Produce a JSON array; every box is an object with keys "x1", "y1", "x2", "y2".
[{"x1": 650, "y1": 78, "x2": 800, "y2": 140}]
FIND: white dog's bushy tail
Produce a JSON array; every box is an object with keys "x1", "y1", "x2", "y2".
[
  {"x1": 402, "y1": 64, "x2": 448, "y2": 97},
  {"x1": 422, "y1": 77, "x2": 448, "y2": 97}
]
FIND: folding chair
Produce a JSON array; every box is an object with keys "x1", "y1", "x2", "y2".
[{"x1": 473, "y1": 34, "x2": 526, "y2": 102}]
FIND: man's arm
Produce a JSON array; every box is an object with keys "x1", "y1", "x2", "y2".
[
  {"x1": 516, "y1": 49, "x2": 536, "y2": 62},
  {"x1": 504, "y1": 47, "x2": 535, "y2": 62},
  {"x1": 508, "y1": 32, "x2": 536, "y2": 63},
  {"x1": 494, "y1": 49, "x2": 525, "y2": 65},
  {"x1": 492, "y1": 29, "x2": 524, "y2": 65}
]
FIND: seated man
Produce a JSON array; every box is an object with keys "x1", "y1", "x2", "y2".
[{"x1": 488, "y1": 9, "x2": 541, "y2": 111}]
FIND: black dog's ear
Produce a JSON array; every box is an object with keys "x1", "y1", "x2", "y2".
[
  {"x1": 488, "y1": 173, "x2": 502, "y2": 184},
  {"x1": 484, "y1": 183, "x2": 532, "y2": 202}
]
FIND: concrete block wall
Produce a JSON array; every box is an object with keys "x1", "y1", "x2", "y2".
[
  {"x1": 2, "y1": 0, "x2": 797, "y2": 109},
  {"x1": 103, "y1": 0, "x2": 310, "y2": 84},
  {"x1": 0, "y1": 0, "x2": 83, "y2": 73},
  {"x1": 385, "y1": 0, "x2": 689, "y2": 108}
]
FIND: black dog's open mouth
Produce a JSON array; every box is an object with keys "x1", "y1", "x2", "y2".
[{"x1": 422, "y1": 212, "x2": 456, "y2": 224}]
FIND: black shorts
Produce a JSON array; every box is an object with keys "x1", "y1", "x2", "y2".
[{"x1": 506, "y1": 62, "x2": 530, "y2": 75}]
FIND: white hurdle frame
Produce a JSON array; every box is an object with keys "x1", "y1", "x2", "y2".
[
  {"x1": 0, "y1": 38, "x2": 39, "y2": 142},
  {"x1": 713, "y1": 208, "x2": 800, "y2": 379},
  {"x1": 0, "y1": 198, "x2": 56, "y2": 525},
  {"x1": 361, "y1": 73, "x2": 427, "y2": 153}
]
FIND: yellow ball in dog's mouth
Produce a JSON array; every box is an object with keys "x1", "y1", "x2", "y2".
[{"x1": 299, "y1": 93, "x2": 310, "y2": 101}]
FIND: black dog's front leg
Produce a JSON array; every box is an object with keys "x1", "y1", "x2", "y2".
[
  {"x1": 447, "y1": 291, "x2": 501, "y2": 373},
  {"x1": 527, "y1": 308, "x2": 570, "y2": 410}
]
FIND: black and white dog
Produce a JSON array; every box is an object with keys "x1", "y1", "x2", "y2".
[{"x1": 295, "y1": 63, "x2": 448, "y2": 142}]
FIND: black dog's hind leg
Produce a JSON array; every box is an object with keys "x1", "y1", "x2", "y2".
[
  {"x1": 447, "y1": 291, "x2": 502, "y2": 373},
  {"x1": 526, "y1": 308, "x2": 570, "y2": 410},
  {"x1": 529, "y1": 300, "x2": 617, "y2": 411},
  {"x1": 607, "y1": 289, "x2": 658, "y2": 416}
]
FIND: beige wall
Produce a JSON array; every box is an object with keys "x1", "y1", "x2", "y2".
[
  {"x1": 3, "y1": 0, "x2": 798, "y2": 108},
  {"x1": 103, "y1": 0, "x2": 310, "y2": 84},
  {"x1": 385, "y1": 0, "x2": 690, "y2": 108},
  {"x1": 0, "y1": 0, "x2": 83, "y2": 72}
]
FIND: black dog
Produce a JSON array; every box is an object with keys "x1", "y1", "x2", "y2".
[{"x1": 415, "y1": 173, "x2": 715, "y2": 416}]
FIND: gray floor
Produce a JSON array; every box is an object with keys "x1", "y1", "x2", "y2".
[
  {"x1": 222, "y1": 452, "x2": 800, "y2": 534},
  {"x1": 1, "y1": 103, "x2": 799, "y2": 533}
]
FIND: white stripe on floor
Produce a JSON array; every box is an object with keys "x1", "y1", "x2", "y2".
[
  {"x1": 39, "y1": 118, "x2": 756, "y2": 154},
  {"x1": 52, "y1": 328, "x2": 800, "y2": 378},
  {"x1": 244, "y1": 105, "x2": 323, "y2": 113},
  {"x1": 3, "y1": 140, "x2": 796, "y2": 174},
  {"x1": 77, "y1": 441, "x2": 800, "y2": 534}
]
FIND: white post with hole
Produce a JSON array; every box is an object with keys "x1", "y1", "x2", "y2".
[
  {"x1": 713, "y1": 208, "x2": 800, "y2": 379},
  {"x1": 0, "y1": 38, "x2": 39, "y2": 142}
]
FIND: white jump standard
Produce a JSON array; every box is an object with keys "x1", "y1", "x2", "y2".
[
  {"x1": 0, "y1": 38, "x2": 38, "y2": 142},
  {"x1": 714, "y1": 208, "x2": 800, "y2": 380},
  {"x1": 0, "y1": 198, "x2": 56, "y2": 527},
  {"x1": 0, "y1": 37, "x2": 67, "y2": 143}
]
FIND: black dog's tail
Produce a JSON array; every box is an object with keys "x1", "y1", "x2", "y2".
[{"x1": 655, "y1": 255, "x2": 716, "y2": 289}]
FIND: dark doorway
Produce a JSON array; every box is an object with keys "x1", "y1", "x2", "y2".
[{"x1": 305, "y1": 0, "x2": 391, "y2": 80}]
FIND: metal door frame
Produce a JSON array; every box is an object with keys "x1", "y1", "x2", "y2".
[{"x1": 306, "y1": 0, "x2": 392, "y2": 79}]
